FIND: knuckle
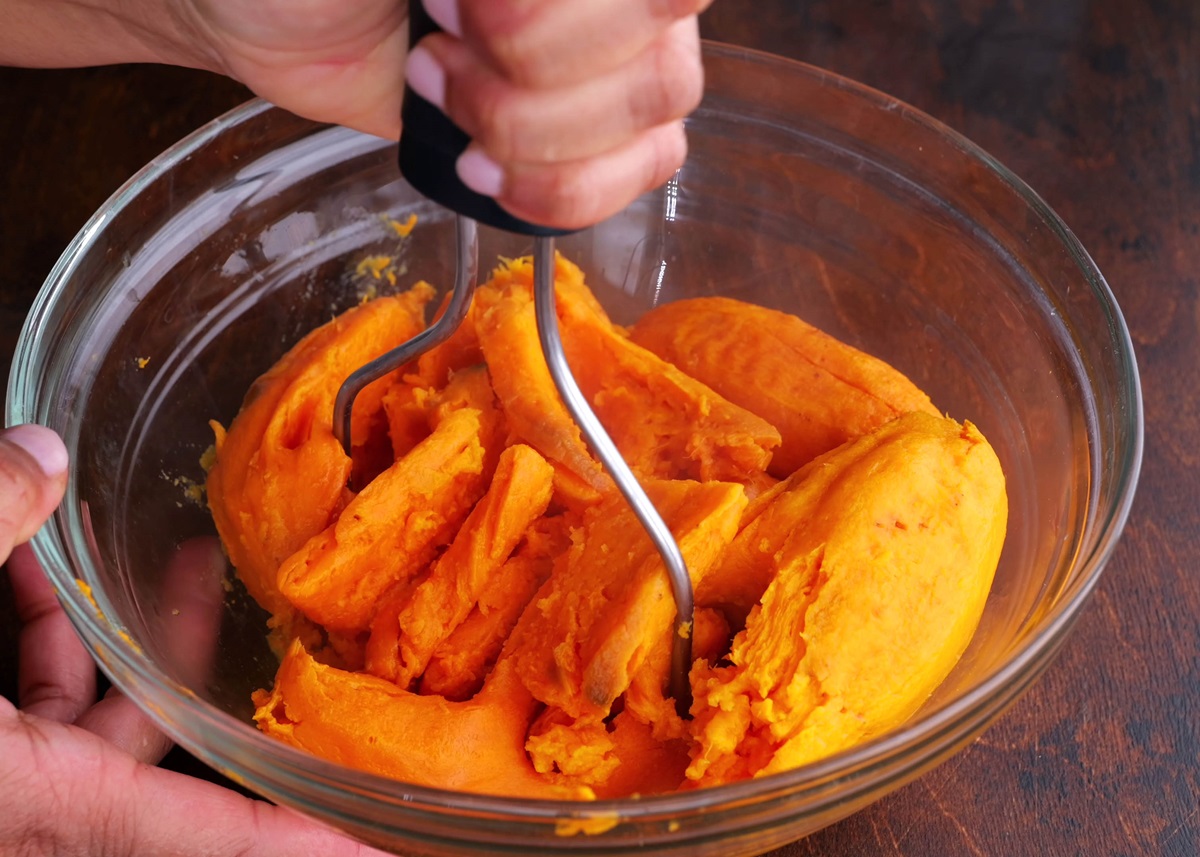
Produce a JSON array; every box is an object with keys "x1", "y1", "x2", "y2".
[
  {"x1": 468, "y1": 0, "x2": 549, "y2": 87},
  {"x1": 656, "y1": 0, "x2": 710, "y2": 19},
  {"x1": 469, "y1": 82, "x2": 523, "y2": 162},
  {"x1": 466, "y1": 0, "x2": 539, "y2": 36},
  {"x1": 653, "y1": 33, "x2": 705, "y2": 118},
  {"x1": 532, "y1": 168, "x2": 595, "y2": 231},
  {"x1": 20, "y1": 680, "x2": 74, "y2": 721},
  {"x1": 494, "y1": 45, "x2": 553, "y2": 89},
  {"x1": 546, "y1": 183, "x2": 590, "y2": 231},
  {"x1": 647, "y1": 123, "x2": 688, "y2": 185},
  {"x1": 438, "y1": 42, "x2": 529, "y2": 163},
  {"x1": 0, "y1": 458, "x2": 36, "y2": 546},
  {"x1": 484, "y1": 29, "x2": 526, "y2": 81}
]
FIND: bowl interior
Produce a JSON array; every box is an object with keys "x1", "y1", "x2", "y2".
[{"x1": 9, "y1": 44, "x2": 1139, "y2": 855}]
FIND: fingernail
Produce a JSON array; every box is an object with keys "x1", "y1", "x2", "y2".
[
  {"x1": 3, "y1": 425, "x2": 68, "y2": 477},
  {"x1": 457, "y1": 147, "x2": 505, "y2": 197},
  {"x1": 406, "y1": 45, "x2": 446, "y2": 110},
  {"x1": 422, "y1": 0, "x2": 463, "y2": 37}
]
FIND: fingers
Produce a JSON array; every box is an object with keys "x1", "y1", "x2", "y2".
[
  {"x1": 9, "y1": 544, "x2": 97, "y2": 723},
  {"x1": 13, "y1": 533, "x2": 223, "y2": 755},
  {"x1": 193, "y1": 0, "x2": 705, "y2": 224},
  {"x1": 118, "y1": 766, "x2": 387, "y2": 857},
  {"x1": 433, "y1": 0, "x2": 713, "y2": 89},
  {"x1": 0, "y1": 424, "x2": 68, "y2": 559},
  {"x1": 6, "y1": 427, "x2": 90, "y2": 724},
  {"x1": 406, "y1": 1, "x2": 704, "y2": 229},
  {"x1": 464, "y1": 119, "x2": 687, "y2": 230},
  {"x1": 159, "y1": 537, "x2": 229, "y2": 689},
  {"x1": 64, "y1": 538, "x2": 226, "y2": 762},
  {"x1": 410, "y1": 17, "x2": 702, "y2": 164},
  {"x1": 3, "y1": 712, "x2": 386, "y2": 857},
  {"x1": 114, "y1": 763, "x2": 388, "y2": 857},
  {"x1": 14, "y1": 532, "x2": 227, "y2": 742},
  {"x1": 75, "y1": 688, "x2": 175, "y2": 765}
]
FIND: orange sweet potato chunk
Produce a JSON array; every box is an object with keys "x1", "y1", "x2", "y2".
[
  {"x1": 216, "y1": 249, "x2": 1007, "y2": 800},
  {"x1": 696, "y1": 469, "x2": 821, "y2": 619},
  {"x1": 419, "y1": 553, "x2": 548, "y2": 700},
  {"x1": 622, "y1": 606, "x2": 732, "y2": 742},
  {"x1": 631, "y1": 296, "x2": 940, "y2": 477},
  {"x1": 508, "y1": 479, "x2": 747, "y2": 721},
  {"x1": 426, "y1": 365, "x2": 508, "y2": 472},
  {"x1": 254, "y1": 640, "x2": 586, "y2": 799},
  {"x1": 687, "y1": 412, "x2": 1007, "y2": 786},
  {"x1": 523, "y1": 705, "x2": 692, "y2": 798},
  {"x1": 418, "y1": 509, "x2": 576, "y2": 700},
  {"x1": 379, "y1": 380, "x2": 431, "y2": 461},
  {"x1": 556, "y1": 286, "x2": 781, "y2": 486},
  {"x1": 486, "y1": 254, "x2": 614, "y2": 324},
  {"x1": 207, "y1": 285, "x2": 434, "y2": 616},
  {"x1": 365, "y1": 444, "x2": 555, "y2": 686},
  {"x1": 381, "y1": 363, "x2": 507, "y2": 466},
  {"x1": 476, "y1": 286, "x2": 611, "y2": 509},
  {"x1": 276, "y1": 407, "x2": 489, "y2": 633},
  {"x1": 595, "y1": 711, "x2": 691, "y2": 798},
  {"x1": 404, "y1": 285, "x2": 510, "y2": 390},
  {"x1": 477, "y1": 256, "x2": 780, "y2": 486},
  {"x1": 525, "y1": 707, "x2": 621, "y2": 787}
]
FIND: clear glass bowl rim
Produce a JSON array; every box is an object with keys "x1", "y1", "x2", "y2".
[{"x1": 6, "y1": 40, "x2": 1143, "y2": 824}]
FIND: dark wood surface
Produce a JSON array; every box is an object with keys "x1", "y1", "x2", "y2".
[{"x1": 0, "y1": 1, "x2": 1194, "y2": 854}]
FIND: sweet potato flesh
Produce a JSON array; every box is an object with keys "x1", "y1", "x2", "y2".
[
  {"x1": 207, "y1": 254, "x2": 1008, "y2": 801},
  {"x1": 631, "y1": 297, "x2": 941, "y2": 477}
]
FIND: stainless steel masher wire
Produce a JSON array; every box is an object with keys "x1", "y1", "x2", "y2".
[
  {"x1": 333, "y1": 216, "x2": 480, "y2": 455},
  {"x1": 332, "y1": 219, "x2": 695, "y2": 714},
  {"x1": 531, "y1": 235, "x2": 694, "y2": 715}
]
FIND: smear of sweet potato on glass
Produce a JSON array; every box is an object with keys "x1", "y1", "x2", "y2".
[{"x1": 209, "y1": 253, "x2": 1008, "y2": 802}]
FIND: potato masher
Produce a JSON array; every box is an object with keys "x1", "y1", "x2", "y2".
[{"x1": 331, "y1": 0, "x2": 695, "y2": 714}]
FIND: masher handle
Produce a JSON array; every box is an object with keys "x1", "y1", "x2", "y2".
[{"x1": 400, "y1": 1, "x2": 567, "y2": 236}]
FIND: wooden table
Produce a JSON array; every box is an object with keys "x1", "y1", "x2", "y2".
[{"x1": 1, "y1": 1, "x2": 1193, "y2": 854}]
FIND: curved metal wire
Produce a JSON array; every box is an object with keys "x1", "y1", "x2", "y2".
[
  {"x1": 531, "y1": 236, "x2": 695, "y2": 716},
  {"x1": 333, "y1": 216, "x2": 479, "y2": 457}
]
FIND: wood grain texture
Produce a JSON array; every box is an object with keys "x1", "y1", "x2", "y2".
[{"x1": 1, "y1": 1, "x2": 1195, "y2": 854}]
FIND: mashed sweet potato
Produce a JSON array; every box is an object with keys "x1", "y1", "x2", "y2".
[{"x1": 207, "y1": 254, "x2": 1007, "y2": 800}]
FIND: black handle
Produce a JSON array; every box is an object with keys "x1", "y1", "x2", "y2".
[{"x1": 400, "y1": 1, "x2": 569, "y2": 236}]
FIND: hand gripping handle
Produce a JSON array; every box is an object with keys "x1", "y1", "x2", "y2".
[{"x1": 399, "y1": 1, "x2": 569, "y2": 236}]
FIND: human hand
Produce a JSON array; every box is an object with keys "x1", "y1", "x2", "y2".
[
  {"x1": 2, "y1": 0, "x2": 706, "y2": 228},
  {"x1": 0, "y1": 425, "x2": 68, "y2": 559},
  {"x1": 184, "y1": 0, "x2": 710, "y2": 228},
  {"x1": 400, "y1": 0, "x2": 711, "y2": 228},
  {"x1": 0, "y1": 424, "x2": 381, "y2": 856}
]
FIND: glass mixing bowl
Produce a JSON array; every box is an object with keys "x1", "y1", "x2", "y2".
[{"x1": 7, "y1": 43, "x2": 1141, "y2": 856}]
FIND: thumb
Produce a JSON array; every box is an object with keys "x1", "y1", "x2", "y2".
[{"x1": 0, "y1": 424, "x2": 68, "y2": 560}]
